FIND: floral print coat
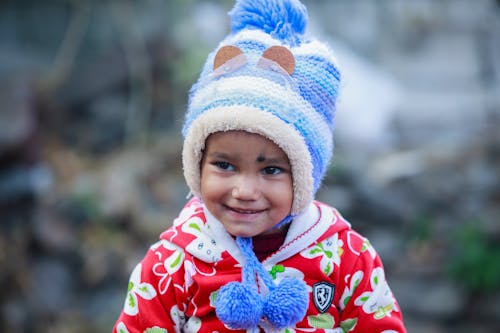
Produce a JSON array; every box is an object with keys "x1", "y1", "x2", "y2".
[{"x1": 114, "y1": 198, "x2": 406, "y2": 333}]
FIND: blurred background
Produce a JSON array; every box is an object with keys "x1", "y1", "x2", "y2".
[{"x1": 1, "y1": 0, "x2": 499, "y2": 332}]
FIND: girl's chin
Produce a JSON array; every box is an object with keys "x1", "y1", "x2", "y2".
[{"x1": 227, "y1": 229, "x2": 259, "y2": 238}]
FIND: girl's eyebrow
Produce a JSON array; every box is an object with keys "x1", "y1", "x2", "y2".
[{"x1": 256, "y1": 154, "x2": 288, "y2": 165}]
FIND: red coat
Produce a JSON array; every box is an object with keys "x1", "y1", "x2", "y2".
[{"x1": 114, "y1": 198, "x2": 406, "y2": 332}]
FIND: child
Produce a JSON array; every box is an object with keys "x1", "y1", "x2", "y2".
[{"x1": 114, "y1": 0, "x2": 407, "y2": 332}]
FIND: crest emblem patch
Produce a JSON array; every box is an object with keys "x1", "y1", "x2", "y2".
[{"x1": 313, "y1": 281, "x2": 335, "y2": 313}]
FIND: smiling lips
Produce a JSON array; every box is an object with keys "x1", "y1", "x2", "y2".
[{"x1": 226, "y1": 205, "x2": 266, "y2": 215}]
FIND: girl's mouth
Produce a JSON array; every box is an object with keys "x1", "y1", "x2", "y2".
[{"x1": 226, "y1": 206, "x2": 265, "y2": 215}]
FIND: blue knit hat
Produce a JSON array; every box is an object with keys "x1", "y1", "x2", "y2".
[
  {"x1": 182, "y1": 0, "x2": 341, "y2": 216},
  {"x1": 181, "y1": 0, "x2": 341, "y2": 329}
]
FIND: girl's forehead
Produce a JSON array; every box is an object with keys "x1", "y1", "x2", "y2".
[{"x1": 205, "y1": 131, "x2": 288, "y2": 158}]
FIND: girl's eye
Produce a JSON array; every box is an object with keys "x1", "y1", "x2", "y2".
[
  {"x1": 263, "y1": 166, "x2": 282, "y2": 175},
  {"x1": 214, "y1": 161, "x2": 234, "y2": 171}
]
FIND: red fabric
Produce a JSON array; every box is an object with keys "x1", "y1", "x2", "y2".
[
  {"x1": 253, "y1": 228, "x2": 288, "y2": 261},
  {"x1": 113, "y1": 198, "x2": 406, "y2": 333}
]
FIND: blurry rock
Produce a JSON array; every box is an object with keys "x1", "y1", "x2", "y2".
[
  {"x1": 365, "y1": 229, "x2": 405, "y2": 268},
  {"x1": 334, "y1": 42, "x2": 402, "y2": 159},
  {"x1": 30, "y1": 258, "x2": 76, "y2": 314},
  {"x1": 0, "y1": 78, "x2": 36, "y2": 158},
  {"x1": 97, "y1": 149, "x2": 152, "y2": 217},
  {"x1": 391, "y1": 277, "x2": 465, "y2": 319},
  {"x1": 32, "y1": 206, "x2": 78, "y2": 253},
  {"x1": 0, "y1": 164, "x2": 52, "y2": 204},
  {"x1": 82, "y1": 287, "x2": 125, "y2": 331},
  {"x1": 481, "y1": 291, "x2": 500, "y2": 321},
  {"x1": 57, "y1": 49, "x2": 128, "y2": 107},
  {"x1": 1, "y1": 298, "x2": 30, "y2": 332},
  {"x1": 402, "y1": 317, "x2": 444, "y2": 333}
]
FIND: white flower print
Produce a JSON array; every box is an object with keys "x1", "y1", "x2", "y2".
[
  {"x1": 354, "y1": 267, "x2": 398, "y2": 319},
  {"x1": 170, "y1": 304, "x2": 186, "y2": 331},
  {"x1": 267, "y1": 264, "x2": 310, "y2": 290},
  {"x1": 116, "y1": 322, "x2": 129, "y2": 333},
  {"x1": 183, "y1": 316, "x2": 202, "y2": 333},
  {"x1": 123, "y1": 263, "x2": 157, "y2": 316},
  {"x1": 339, "y1": 271, "x2": 364, "y2": 310},
  {"x1": 184, "y1": 260, "x2": 196, "y2": 289},
  {"x1": 173, "y1": 201, "x2": 203, "y2": 227},
  {"x1": 301, "y1": 234, "x2": 344, "y2": 275},
  {"x1": 182, "y1": 217, "x2": 222, "y2": 262},
  {"x1": 360, "y1": 238, "x2": 376, "y2": 259},
  {"x1": 152, "y1": 241, "x2": 185, "y2": 294}
]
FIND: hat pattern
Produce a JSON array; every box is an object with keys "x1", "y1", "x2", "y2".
[{"x1": 182, "y1": 0, "x2": 341, "y2": 215}]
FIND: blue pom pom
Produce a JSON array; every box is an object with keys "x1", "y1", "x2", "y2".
[
  {"x1": 215, "y1": 282, "x2": 263, "y2": 329},
  {"x1": 229, "y1": 0, "x2": 308, "y2": 45},
  {"x1": 263, "y1": 278, "x2": 309, "y2": 328}
]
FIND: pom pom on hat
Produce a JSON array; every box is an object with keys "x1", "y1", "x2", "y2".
[{"x1": 229, "y1": 0, "x2": 307, "y2": 45}]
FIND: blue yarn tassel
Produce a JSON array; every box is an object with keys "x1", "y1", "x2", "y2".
[
  {"x1": 215, "y1": 237, "x2": 263, "y2": 329},
  {"x1": 264, "y1": 278, "x2": 309, "y2": 328},
  {"x1": 215, "y1": 281, "x2": 263, "y2": 328},
  {"x1": 229, "y1": 0, "x2": 308, "y2": 46},
  {"x1": 215, "y1": 236, "x2": 309, "y2": 329}
]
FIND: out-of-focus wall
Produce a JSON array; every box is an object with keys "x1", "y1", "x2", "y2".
[{"x1": 0, "y1": 1, "x2": 499, "y2": 332}]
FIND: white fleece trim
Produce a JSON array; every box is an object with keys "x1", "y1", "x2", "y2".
[
  {"x1": 203, "y1": 205, "x2": 246, "y2": 264},
  {"x1": 263, "y1": 202, "x2": 335, "y2": 266},
  {"x1": 182, "y1": 106, "x2": 314, "y2": 214}
]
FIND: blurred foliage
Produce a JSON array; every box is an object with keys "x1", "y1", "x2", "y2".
[
  {"x1": 408, "y1": 213, "x2": 433, "y2": 243},
  {"x1": 448, "y1": 221, "x2": 500, "y2": 293}
]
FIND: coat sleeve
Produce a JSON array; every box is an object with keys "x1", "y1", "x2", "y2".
[
  {"x1": 336, "y1": 232, "x2": 407, "y2": 333},
  {"x1": 113, "y1": 240, "x2": 188, "y2": 333}
]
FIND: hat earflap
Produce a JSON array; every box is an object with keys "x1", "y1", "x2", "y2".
[{"x1": 215, "y1": 237, "x2": 309, "y2": 329}]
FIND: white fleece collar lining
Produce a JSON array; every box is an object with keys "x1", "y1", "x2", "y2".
[{"x1": 203, "y1": 202, "x2": 333, "y2": 266}]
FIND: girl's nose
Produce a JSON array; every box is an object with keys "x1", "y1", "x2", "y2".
[{"x1": 232, "y1": 175, "x2": 260, "y2": 200}]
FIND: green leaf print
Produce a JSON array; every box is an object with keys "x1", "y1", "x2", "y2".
[
  {"x1": 143, "y1": 327, "x2": 168, "y2": 333},
  {"x1": 340, "y1": 318, "x2": 357, "y2": 332},
  {"x1": 361, "y1": 239, "x2": 372, "y2": 252},
  {"x1": 373, "y1": 276, "x2": 379, "y2": 285},
  {"x1": 353, "y1": 277, "x2": 361, "y2": 290},
  {"x1": 307, "y1": 313, "x2": 335, "y2": 329},
  {"x1": 127, "y1": 293, "x2": 136, "y2": 308},
  {"x1": 139, "y1": 285, "x2": 149, "y2": 293},
  {"x1": 269, "y1": 265, "x2": 285, "y2": 279},
  {"x1": 209, "y1": 290, "x2": 219, "y2": 306},
  {"x1": 343, "y1": 296, "x2": 351, "y2": 307},
  {"x1": 188, "y1": 222, "x2": 201, "y2": 232},
  {"x1": 374, "y1": 304, "x2": 394, "y2": 320},
  {"x1": 128, "y1": 281, "x2": 134, "y2": 292},
  {"x1": 324, "y1": 261, "x2": 332, "y2": 275},
  {"x1": 170, "y1": 252, "x2": 182, "y2": 269},
  {"x1": 309, "y1": 248, "x2": 322, "y2": 255}
]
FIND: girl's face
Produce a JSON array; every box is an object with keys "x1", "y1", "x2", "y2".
[{"x1": 200, "y1": 131, "x2": 293, "y2": 238}]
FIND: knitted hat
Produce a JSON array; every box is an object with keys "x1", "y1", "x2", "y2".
[
  {"x1": 181, "y1": 0, "x2": 341, "y2": 329},
  {"x1": 182, "y1": 0, "x2": 341, "y2": 216}
]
